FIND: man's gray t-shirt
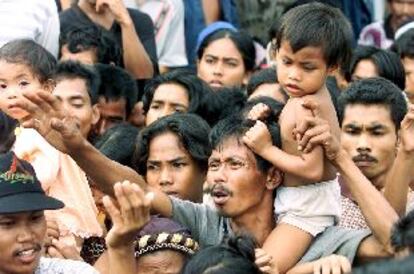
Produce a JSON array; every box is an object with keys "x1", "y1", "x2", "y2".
[
  {"x1": 171, "y1": 197, "x2": 371, "y2": 264},
  {"x1": 35, "y1": 257, "x2": 99, "y2": 273}
]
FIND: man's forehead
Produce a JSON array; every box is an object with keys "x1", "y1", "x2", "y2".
[
  {"x1": 342, "y1": 103, "x2": 394, "y2": 126},
  {"x1": 210, "y1": 137, "x2": 254, "y2": 160}
]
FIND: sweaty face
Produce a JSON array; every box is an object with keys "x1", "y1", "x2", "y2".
[
  {"x1": 53, "y1": 78, "x2": 99, "y2": 137},
  {"x1": 95, "y1": 97, "x2": 127, "y2": 136},
  {"x1": 145, "y1": 84, "x2": 189, "y2": 126},
  {"x1": 146, "y1": 132, "x2": 205, "y2": 202},
  {"x1": 197, "y1": 38, "x2": 248, "y2": 88},
  {"x1": 0, "y1": 211, "x2": 46, "y2": 274},
  {"x1": 206, "y1": 137, "x2": 269, "y2": 217},
  {"x1": 351, "y1": 59, "x2": 378, "y2": 82},
  {"x1": 60, "y1": 44, "x2": 98, "y2": 65},
  {"x1": 0, "y1": 62, "x2": 45, "y2": 120},
  {"x1": 402, "y1": 57, "x2": 414, "y2": 104},
  {"x1": 277, "y1": 41, "x2": 331, "y2": 97},
  {"x1": 341, "y1": 104, "x2": 397, "y2": 188},
  {"x1": 136, "y1": 250, "x2": 187, "y2": 274}
]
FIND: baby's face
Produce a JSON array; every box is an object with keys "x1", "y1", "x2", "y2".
[
  {"x1": 0, "y1": 61, "x2": 44, "y2": 120},
  {"x1": 276, "y1": 41, "x2": 332, "y2": 98}
]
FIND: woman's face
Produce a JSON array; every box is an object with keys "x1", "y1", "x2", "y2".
[{"x1": 197, "y1": 38, "x2": 249, "y2": 89}]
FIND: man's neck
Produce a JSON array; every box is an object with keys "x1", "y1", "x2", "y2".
[{"x1": 229, "y1": 194, "x2": 275, "y2": 246}]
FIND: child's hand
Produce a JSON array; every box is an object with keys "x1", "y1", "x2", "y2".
[
  {"x1": 255, "y1": 248, "x2": 278, "y2": 274},
  {"x1": 104, "y1": 181, "x2": 153, "y2": 250},
  {"x1": 400, "y1": 104, "x2": 414, "y2": 153},
  {"x1": 248, "y1": 103, "x2": 271, "y2": 121},
  {"x1": 243, "y1": 120, "x2": 273, "y2": 155}
]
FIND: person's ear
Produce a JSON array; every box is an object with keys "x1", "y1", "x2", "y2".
[
  {"x1": 91, "y1": 104, "x2": 100, "y2": 126},
  {"x1": 327, "y1": 65, "x2": 339, "y2": 75},
  {"x1": 43, "y1": 79, "x2": 56, "y2": 93},
  {"x1": 265, "y1": 166, "x2": 283, "y2": 190}
]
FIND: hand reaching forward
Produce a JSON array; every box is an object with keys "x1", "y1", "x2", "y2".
[
  {"x1": 13, "y1": 90, "x2": 84, "y2": 154},
  {"x1": 104, "y1": 181, "x2": 153, "y2": 249}
]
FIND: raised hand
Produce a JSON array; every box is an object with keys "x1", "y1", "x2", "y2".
[
  {"x1": 247, "y1": 103, "x2": 271, "y2": 121},
  {"x1": 243, "y1": 120, "x2": 273, "y2": 156},
  {"x1": 95, "y1": 0, "x2": 131, "y2": 26},
  {"x1": 13, "y1": 90, "x2": 84, "y2": 154},
  {"x1": 400, "y1": 104, "x2": 414, "y2": 153},
  {"x1": 104, "y1": 181, "x2": 153, "y2": 249}
]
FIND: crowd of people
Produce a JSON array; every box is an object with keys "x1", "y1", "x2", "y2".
[{"x1": 1, "y1": 0, "x2": 414, "y2": 273}]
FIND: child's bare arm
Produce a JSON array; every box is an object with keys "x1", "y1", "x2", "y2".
[
  {"x1": 243, "y1": 120, "x2": 324, "y2": 185},
  {"x1": 262, "y1": 224, "x2": 313, "y2": 274}
]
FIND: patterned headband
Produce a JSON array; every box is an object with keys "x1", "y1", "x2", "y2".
[{"x1": 134, "y1": 232, "x2": 199, "y2": 257}]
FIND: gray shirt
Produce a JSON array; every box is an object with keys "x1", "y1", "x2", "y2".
[
  {"x1": 171, "y1": 197, "x2": 371, "y2": 264},
  {"x1": 35, "y1": 257, "x2": 98, "y2": 274}
]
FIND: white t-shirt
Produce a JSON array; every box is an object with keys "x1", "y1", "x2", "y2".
[
  {"x1": 35, "y1": 257, "x2": 99, "y2": 274},
  {"x1": 137, "y1": 0, "x2": 188, "y2": 67},
  {"x1": 0, "y1": 0, "x2": 59, "y2": 57}
]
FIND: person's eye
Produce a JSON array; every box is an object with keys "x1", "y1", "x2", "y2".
[
  {"x1": 303, "y1": 65, "x2": 315, "y2": 71},
  {"x1": 208, "y1": 162, "x2": 220, "y2": 170},
  {"x1": 344, "y1": 128, "x2": 359, "y2": 135},
  {"x1": 174, "y1": 108, "x2": 185, "y2": 113},
  {"x1": 19, "y1": 81, "x2": 30, "y2": 87},
  {"x1": 229, "y1": 160, "x2": 243, "y2": 169},
  {"x1": 173, "y1": 162, "x2": 187, "y2": 168},
  {"x1": 147, "y1": 164, "x2": 158, "y2": 171},
  {"x1": 150, "y1": 104, "x2": 160, "y2": 110},
  {"x1": 282, "y1": 58, "x2": 291, "y2": 65},
  {"x1": 205, "y1": 57, "x2": 215, "y2": 64},
  {"x1": 0, "y1": 220, "x2": 14, "y2": 227},
  {"x1": 0, "y1": 83, "x2": 7, "y2": 89},
  {"x1": 31, "y1": 214, "x2": 44, "y2": 222},
  {"x1": 372, "y1": 130, "x2": 384, "y2": 136}
]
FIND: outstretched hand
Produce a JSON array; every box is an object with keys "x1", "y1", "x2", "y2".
[
  {"x1": 13, "y1": 90, "x2": 84, "y2": 154},
  {"x1": 292, "y1": 100, "x2": 340, "y2": 161},
  {"x1": 104, "y1": 181, "x2": 153, "y2": 249}
]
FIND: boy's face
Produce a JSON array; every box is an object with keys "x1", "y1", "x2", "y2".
[
  {"x1": 0, "y1": 61, "x2": 44, "y2": 120},
  {"x1": 276, "y1": 41, "x2": 332, "y2": 97},
  {"x1": 0, "y1": 211, "x2": 46, "y2": 274},
  {"x1": 402, "y1": 57, "x2": 414, "y2": 104},
  {"x1": 53, "y1": 78, "x2": 99, "y2": 138}
]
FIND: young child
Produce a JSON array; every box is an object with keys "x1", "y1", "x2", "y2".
[
  {"x1": 0, "y1": 39, "x2": 102, "y2": 250},
  {"x1": 243, "y1": 3, "x2": 353, "y2": 273}
]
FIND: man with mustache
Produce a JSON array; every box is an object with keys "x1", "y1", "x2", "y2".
[
  {"x1": 338, "y1": 77, "x2": 414, "y2": 229},
  {"x1": 15, "y1": 88, "x2": 402, "y2": 272}
]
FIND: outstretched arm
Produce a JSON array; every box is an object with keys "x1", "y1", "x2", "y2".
[{"x1": 383, "y1": 105, "x2": 414, "y2": 216}]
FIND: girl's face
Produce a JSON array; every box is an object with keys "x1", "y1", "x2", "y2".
[
  {"x1": 197, "y1": 38, "x2": 249, "y2": 89},
  {"x1": 0, "y1": 61, "x2": 52, "y2": 121}
]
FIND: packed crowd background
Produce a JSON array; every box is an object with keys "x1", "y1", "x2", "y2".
[{"x1": 0, "y1": 0, "x2": 414, "y2": 273}]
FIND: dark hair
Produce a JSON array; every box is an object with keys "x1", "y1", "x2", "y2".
[
  {"x1": 0, "y1": 112, "x2": 17, "y2": 153},
  {"x1": 391, "y1": 209, "x2": 414, "y2": 252},
  {"x1": 60, "y1": 25, "x2": 122, "y2": 66},
  {"x1": 352, "y1": 255, "x2": 414, "y2": 274},
  {"x1": 54, "y1": 61, "x2": 101, "y2": 105},
  {"x1": 182, "y1": 234, "x2": 260, "y2": 274},
  {"x1": 338, "y1": 77, "x2": 408, "y2": 130},
  {"x1": 347, "y1": 45, "x2": 406, "y2": 90},
  {"x1": 195, "y1": 86, "x2": 247, "y2": 127},
  {"x1": 209, "y1": 114, "x2": 281, "y2": 173},
  {"x1": 277, "y1": 2, "x2": 353, "y2": 69},
  {"x1": 197, "y1": 29, "x2": 256, "y2": 72},
  {"x1": 95, "y1": 64, "x2": 138, "y2": 117},
  {"x1": 246, "y1": 68, "x2": 278, "y2": 96},
  {"x1": 93, "y1": 123, "x2": 139, "y2": 168},
  {"x1": 142, "y1": 69, "x2": 210, "y2": 114},
  {"x1": 133, "y1": 113, "x2": 211, "y2": 175},
  {"x1": 243, "y1": 96, "x2": 284, "y2": 123},
  {"x1": 391, "y1": 28, "x2": 414, "y2": 59},
  {"x1": 0, "y1": 39, "x2": 57, "y2": 83}
]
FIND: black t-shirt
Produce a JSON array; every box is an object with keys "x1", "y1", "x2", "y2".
[{"x1": 59, "y1": 6, "x2": 158, "y2": 75}]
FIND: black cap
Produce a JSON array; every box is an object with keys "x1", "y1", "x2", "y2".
[{"x1": 0, "y1": 152, "x2": 64, "y2": 214}]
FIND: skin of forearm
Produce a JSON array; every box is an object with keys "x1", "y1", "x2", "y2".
[
  {"x1": 120, "y1": 20, "x2": 154, "y2": 79},
  {"x1": 261, "y1": 146, "x2": 324, "y2": 184},
  {"x1": 334, "y1": 149, "x2": 398, "y2": 252},
  {"x1": 107, "y1": 245, "x2": 136, "y2": 274},
  {"x1": 69, "y1": 138, "x2": 147, "y2": 197},
  {"x1": 383, "y1": 149, "x2": 414, "y2": 216}
]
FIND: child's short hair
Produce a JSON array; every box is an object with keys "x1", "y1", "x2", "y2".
[
  {"x1": 0, "y1": 39, "x2": 56, "y2": 83},
  {"x1": 276, "y1": 2, "x2": 353, "y2": 68}
]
